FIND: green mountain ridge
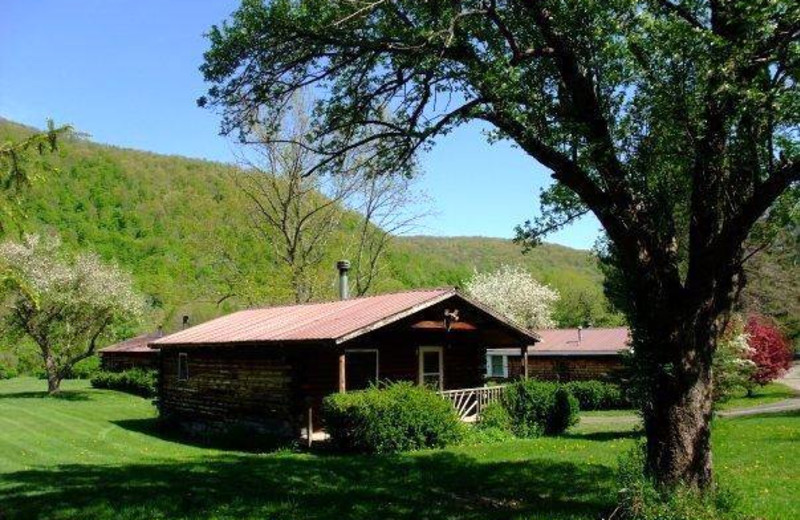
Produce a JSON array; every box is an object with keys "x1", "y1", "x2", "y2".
[
  {"x1": 0, "y1": 118, "x2": 618, "y2": 331},
  {"x1": 4, "y1": 118, "x2": 795, "y2": 346}
]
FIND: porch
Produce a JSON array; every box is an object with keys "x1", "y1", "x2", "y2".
[{"x1": 439, "y1": 384, "x2": 508, "y2": 422}]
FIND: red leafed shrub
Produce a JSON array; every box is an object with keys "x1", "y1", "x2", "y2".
[{"x1": 745, "y1": 315, "x2": 793, "y2": 386}]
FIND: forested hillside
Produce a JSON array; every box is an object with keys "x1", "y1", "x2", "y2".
[
  {"x1": 2, "y1": 118, "x2": 795, "y2": 347},
  {"x1": 0, "y1": 119, "x2": 618, "y2": 330}
]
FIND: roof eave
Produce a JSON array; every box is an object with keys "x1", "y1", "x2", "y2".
[{"x1": 334, "y1": 289, "x2": 457, "y2": 345}]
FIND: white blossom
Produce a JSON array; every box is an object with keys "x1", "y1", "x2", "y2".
[
  {"x1": 465, "y1": 264, "x2": 559, "y2": 330},
  {"x1": 0, "y1": 234, "x2": 145, "y2": 391}
]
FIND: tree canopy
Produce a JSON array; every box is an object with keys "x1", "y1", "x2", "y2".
[
  {"x1": 0, "y1": 235, "x2": 145, "y2": 393},
  {"x1": 465, "y1": 264, "x2": 559, "y2": 329}
]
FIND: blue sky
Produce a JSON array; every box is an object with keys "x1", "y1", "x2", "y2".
[{"x1": 0, "y1": 0, "x2": 601, "y2": 250}]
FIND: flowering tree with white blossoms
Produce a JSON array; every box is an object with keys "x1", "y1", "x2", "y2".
[
  {"x1": 465, "y1": 265, "x2": 558, "y2": 330},
  {"x1": 0, "y1": 235, "x2": 145, "y2": 393},
  {"x1": 711, "y1": 315, "x2": 755, "y2": 403}
]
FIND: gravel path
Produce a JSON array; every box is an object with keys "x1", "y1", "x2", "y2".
[
  {"x1": 717, "y1": 362, "x2": 800, "y2": 418},
  {"x1": 779, "y1": 362, "x2": 800, "y2": 392},
  {"x1": 717, "y1": 397, "x2": 800, "y2": 417}
]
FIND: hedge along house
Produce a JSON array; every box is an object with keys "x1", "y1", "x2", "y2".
[
  {"x1": 98, "y1": 330, "x2": 163, "y2": 372},
  {"x1": 150, "y1": 268, "x2": 538, "y2": 439},
  {"x1": 486, "y1": 327, "x2": 631, "y2": 382}
]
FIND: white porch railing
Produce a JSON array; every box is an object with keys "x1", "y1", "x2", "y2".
[{"x1": 439, "y1": 385, "x2": 507, "y2": 422}]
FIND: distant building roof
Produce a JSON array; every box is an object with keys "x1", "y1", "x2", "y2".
[
  {"x1": 152, "y1": 288, "x2": 539, "y2": 348},
  {"x1": 99, "y1": 332, "x2": 163, "y2": 354},
  {"x1": 489, "y1": 327, "x2": 630, "y2": 357}
]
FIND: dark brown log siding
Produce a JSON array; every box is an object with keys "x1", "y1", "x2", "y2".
[
  {"x1": 100, "y1": 352, "x2": 158, "y2": 372},
  {"x1": 159, "y1": 346, "x2": 294, "y2": 435},
  {"x1": 504, "y1": 355, "x2": 623, "y2": 381}
]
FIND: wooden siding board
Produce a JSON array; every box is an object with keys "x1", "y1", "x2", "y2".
[
  {"x1": 504, "y1": 355, "x2": 623, "y2": 381},
  {"x1": 100, "y1": 352, "x2": 158, "y2": 371},
  {"x1": 159, "y1": 347, "x2": 294, "y2": 434}
]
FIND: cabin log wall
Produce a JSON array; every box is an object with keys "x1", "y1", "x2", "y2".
[
  {"x1": 505, "y1": 355, "x2": 623, "y2": 381},
  {"x1": 159, "y1": 346, "x2": 294, "y2": 435},
  {"x1": 100, "y1": 352, "x2": 158, "y2": 372}
]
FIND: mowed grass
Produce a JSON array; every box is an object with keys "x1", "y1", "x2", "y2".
[
  {"x1": 717, "y1": 382, "x2": 798, "y2": 410},
  {"x1": 0, "y1": 378, "x2": 797, "y2": 520}
]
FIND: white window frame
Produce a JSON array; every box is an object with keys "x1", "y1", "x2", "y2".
[
  {"x1": 344, "y1": 348, "x2": 380, "y2": 385},
  {"x1": 178, "y1": 352, "x2": 189, "y2": 382},
  {"x1": 418, "y1": 346, "x2": 444, "y2": 390},
  {"x1": 485, "y1": 354, "x2": 509, "y2": 378}
]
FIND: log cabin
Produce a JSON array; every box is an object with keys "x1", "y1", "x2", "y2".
[
  {"x1": 486, "y1": 327, "x2": 631, "y2": 382},
  {"x1": 99, "y1": 331, "x2": 161, "y2": 372},
  {"x1": 150, "y1": 273, "x2": 538, "y2": 439}
]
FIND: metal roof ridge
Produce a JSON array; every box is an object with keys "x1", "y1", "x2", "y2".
[
  {"x1": 152, "y1": 287, "x2": 458, "y2": 346},
  {"x1": 333, "y1": 289, "x2": 458, "y2": 344},
  {"x1": 258, "y1": 288, "x2": 456, "y2": 341},
  {"x1": 240, "y1": 286, "x2": 456, "y2": 312}
]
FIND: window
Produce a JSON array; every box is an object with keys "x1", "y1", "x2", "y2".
[
  {"x1": 345, "y1": 349, "x2": 379, "y2": 391},
  {"x1": 486, "y1": 354, "x2": 508, "y2": 378},
  {"x1": 418, "y1": 346, "x2": 443, "y2": 390},
  {"x1": 178, "y1": 353, "x2": 188, "y2": 381}
]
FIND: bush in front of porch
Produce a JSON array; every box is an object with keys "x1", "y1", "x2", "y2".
[
  {"x1": 501, "y1": 380, "x2": 579, "y2": 437},
  {"x1": 322, "y1": 382, "x2": 463, "y2": 453}
]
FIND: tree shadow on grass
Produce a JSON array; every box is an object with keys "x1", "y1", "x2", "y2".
[
  {"x1": 0, "y1": 390, "x2": 93, "y2": 401},
  {"x1": 0, "y1": 449, "x2": 616, "y2": 520},
  {"x1": 562, "y1": 430, "x2": 643, "y2": 442},
  {"x1": 113, "y1": 418, "x2": 293, "y2": 452}
]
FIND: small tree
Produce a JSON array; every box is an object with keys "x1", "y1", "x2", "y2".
[
  {"x1": 348, "y1": 173, "x2": 429, "y2": 297},
  {"x1": 235, "y1": 94, "x2": 360, "y2": 303},
  {"x1": 745, "y1": 314, "x2": 793, "y2": 392},
  {"x1": 0, "y1": 235, "x2": 145, "y2": 393},
  {"x1": 465, "y1": 265, "x2": 558, "y2": 330},
  {"x1": 711, "y1": 315, "x2": 755, "y2": 402}
]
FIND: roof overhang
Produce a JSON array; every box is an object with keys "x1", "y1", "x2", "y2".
[{"x1": 487, "y1": 348, "x2": 628, "y2": 357}]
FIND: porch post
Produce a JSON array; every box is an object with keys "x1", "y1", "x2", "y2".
[
  {"x1": 522, "y1": 345, "x2": 529, "y2": 380},
  {"x1": 306, "y1": 400, "x2": 314, "y2": 448},
  {"x1": 338, "y1": 352, "x2": 346, "y2": 393}
]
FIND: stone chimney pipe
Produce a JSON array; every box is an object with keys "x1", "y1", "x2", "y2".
[{"x1": 337, "y1": 260, "x2": 350, "y2": 301}]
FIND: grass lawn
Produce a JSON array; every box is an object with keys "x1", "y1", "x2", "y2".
[
  {"x1": 716, "y1": 382, "x2": 798, "y2": 410},
  {"x1": 0, "y1": 378, "x2": 797, "y2": 520}
]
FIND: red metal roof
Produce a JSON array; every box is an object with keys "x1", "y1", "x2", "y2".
[
  {"x1": 99, "y1": 332, "x2": 162, "y2": 354},
  {"x1": 489, "y1": 327, "x2": 630, "y2": 356},
  {"x1": 152, "y1": 288, "x2": 487, "y2": 347},
  {"x1": 533, "y1": 327, "x2": 630, "y2": 355}
]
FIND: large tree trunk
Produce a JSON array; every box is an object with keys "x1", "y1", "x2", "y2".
[
  {"x1": 44, "y1": 354, "x2": 62, "y2": 394},
  {"x1": 643, "y1": 360, "x2": 714, "y2": 488},
  {"x1": 637, "y1": 314, "x2": 717, "y2": 489}
]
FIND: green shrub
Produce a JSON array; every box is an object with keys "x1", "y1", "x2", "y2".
[
  {"x1": 566, "y1": 380, "x2": 630, "y2": 410},
  {"x1": 69, "y1": 356, "x2": 101, "y2": 379},
  {"x1": 549, "y1": 386, "x2": 580, "y2": 433},
  {"x1": 0, "y1": 363, "x2": 18, "y2": 380},
  {"x1": 616, "y1": 445, "x2": 746, "y2": 520},
  {"x1": 461, "y1": 424, "x2": 516, "y2": 445},
  {"x1": 0, "y1": 351, "x2": 19, "y2": 379},
  {"x1": 91, "y1": 368, "x2": 157, "y2": 397},
  {"x1": 477, "y1": 401, "x2": 513, "y2": 432},
  {"x1": 502, "y1": 380, "x2": 579, "y2": 437},
  {"x1": 322, "y1": 381, "x2": 463, "y2": 453}
]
